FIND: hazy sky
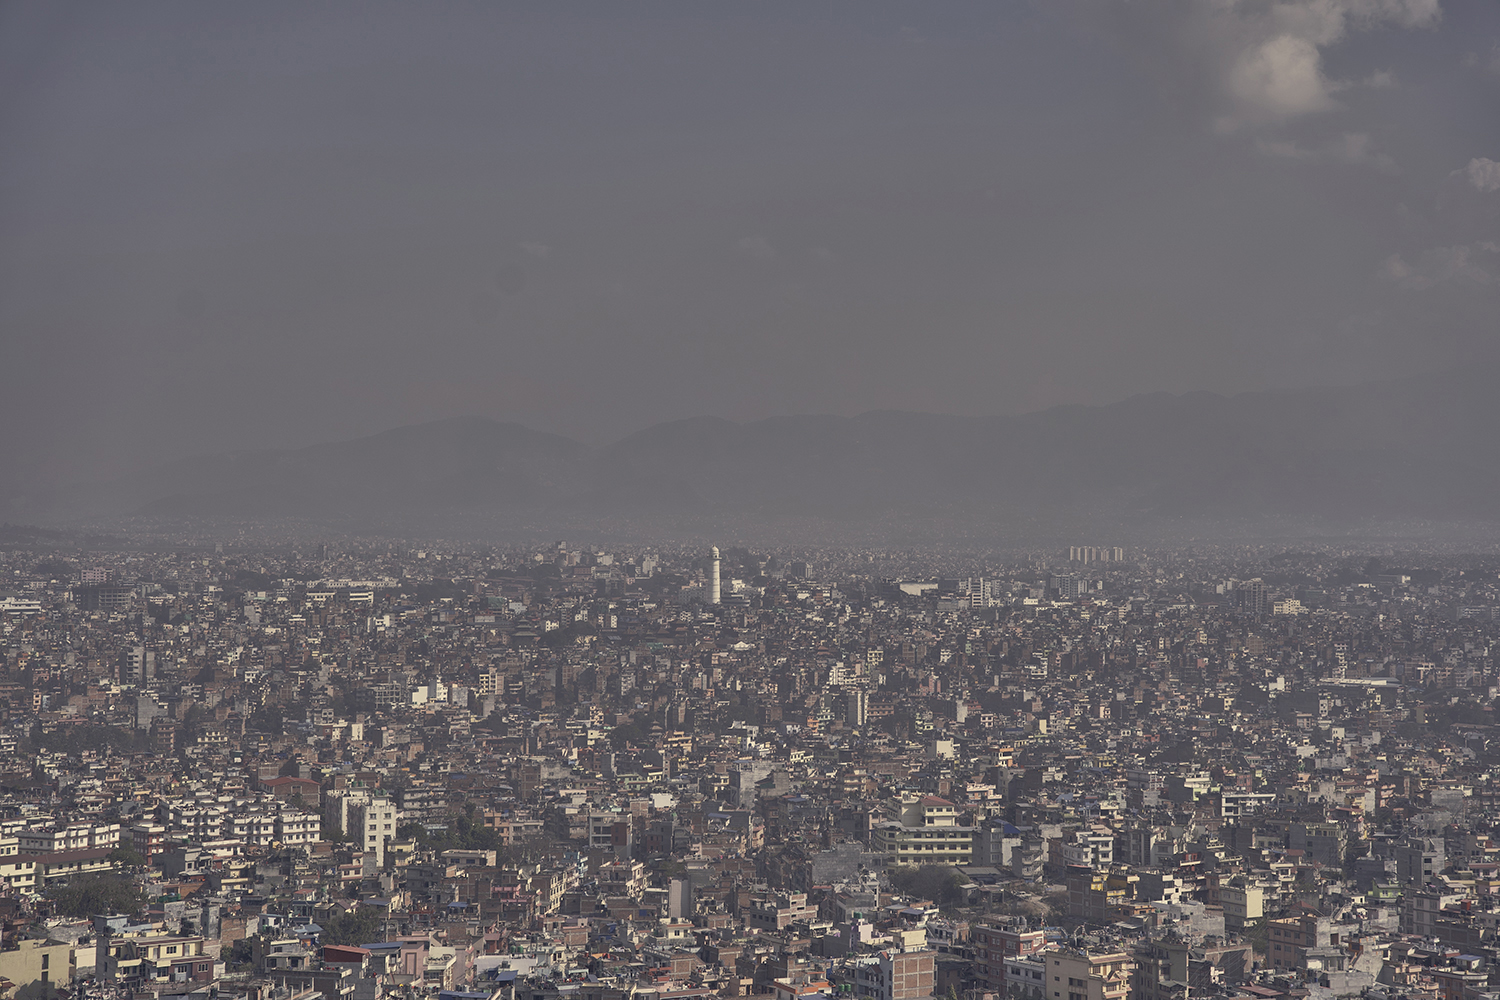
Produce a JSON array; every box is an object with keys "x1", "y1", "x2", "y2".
[{"x1": 3, "y1": 0, "x2": 1498, "y2": 491}]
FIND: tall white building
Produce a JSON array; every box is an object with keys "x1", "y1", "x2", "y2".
[
  {"x1": 710, "y1": 546, "x2": 721, "y2": 605},
  {"x1": 847, "y1": 689, "x2": 868, "y2": 728},
  {"x1": 327, "y1": 788, "x2": 399, "y2": 868}
]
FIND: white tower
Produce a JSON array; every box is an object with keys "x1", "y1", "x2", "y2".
[{"x1": 710, "y1": 546, "x2": 721, "y2": 605}]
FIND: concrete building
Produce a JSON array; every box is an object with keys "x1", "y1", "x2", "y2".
[
  {"x1": 870, "y1": 795, "x2": 973, "y2": 865},
  {"x1": 852, "y1": 950, "x2": 936, "y2": 1000},
  {"x1": 1395, "y1": 836, "x2": 1445, "y2": 885},
  {"x1": 0, "y1": 937, "x2": 73, "y2": 1000},
  {"x1": 327, "y1": 788, "x2": 399, "y2": 868},
  {"x1": 1044, "y1": 949, "x2": 1133, "y2": 1000}
]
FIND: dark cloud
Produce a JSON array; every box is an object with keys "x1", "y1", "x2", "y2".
[{"x1": 2, "y1": 0, "x2": 1498, "y2": 498}]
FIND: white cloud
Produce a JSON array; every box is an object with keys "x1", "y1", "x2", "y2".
[
  {"x1": 1461, "y1": 43, "x2": 1500, "y2": 76},
  {"x1": 1381, "y1": 253, "x2": 1414, "y2": 284},
  {"x1": 1464, "y1": 158, "x2": 1500, "y2": 194},
  {"x1": 1256, "y1": 131, "x2": 1397, "y2": 171},
  {"x1": 1228, "y1": 34, "x2": 1334, "y2": 121},
  {"x1": 1382, "y1": 242, "x2": 1498, "y2": 290},
  {"x1": 1364, "y1": 70, "x2": 1396, "y2": 88},
  {"x1": 1205, "y1": 0, "x2": 1440, "y2": 131},
  {"x1": 1328, "y1": 131, "x2": 1398, "y2": 171}
]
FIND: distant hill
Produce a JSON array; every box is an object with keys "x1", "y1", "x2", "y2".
[
  {"x1": 26, "y1": 367, "x2": 1500, "y2": 535},
  {"x1": 49, "y1": 416, "x2": 592, "y2": 522}
]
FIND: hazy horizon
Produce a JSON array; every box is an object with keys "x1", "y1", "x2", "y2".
[{"x1": 4, "y1": 1, "x2": 1499, "y2": 498}]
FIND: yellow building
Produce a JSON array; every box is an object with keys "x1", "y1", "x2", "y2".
[
  {"x1": 0, "y1": 837, "x2": 37, "y2": 894},
  {"x1": 1044, "y1": 949, "x2": 1133, "y2": 1000},
  {"x1": 0, "y1": 937, "x2": 74, "y2": 999},
  {"x1": 101, "y1": 934, "x2": 214, "y2": 985},
  {"x1": 870, "y1": 795, "x2": 973, "y2": 865}
]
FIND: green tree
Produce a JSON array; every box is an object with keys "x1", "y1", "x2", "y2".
[
  {"x1": 396, "y1": 821, "x2": 428, "y2": 844},
  {"x1": 225, "y1": 938, "x2": 254, "y2": 971},
  {"x1": 609, "y1": 717, "x2": 650, "y2": 749},
  {"x1": 49, "y1": 874, "x2": 143, "y2": 918},
  {"x1": 321, "y1": 906, "x2": 385, "y2": 946},
  {"x1": 886, "y1": 865, "x2": 968, "y2": 908}
]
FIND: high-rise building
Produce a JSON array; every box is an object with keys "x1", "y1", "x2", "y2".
[
  {"x1": 710, "y1": 546, "x2": 721, "y2": 605},
  {"x1": 327, "y1": 789, "x2": 398, "y2": 868},
  {"x1": 1068, "y1": 546, "x2": 1124, "y2": 564},
  {"x1": 967, "y1": 577, "x2": 991, "y2": 608},
  {"x1": 847, "y1": 689, "x2": 868, "y2": 728},
  {"x1": 668, "y1": 877, "x2": 694, "y2": 919},
  {"x1": 1051, "y1": 575, "x2": 1088, "y2": 600},
  {"x1": 1239, "y1": 579, "x2": 1267, "y2": 617}
]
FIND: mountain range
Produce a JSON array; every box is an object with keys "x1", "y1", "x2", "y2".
[{"x1": 16, "y1": 367, "x2": 1500, "y2": 537}]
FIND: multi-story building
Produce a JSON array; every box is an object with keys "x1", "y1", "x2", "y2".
[
  {"x1": 0, "y1": 837, "x2": 36, "y2": 893},
  {"x1": 1042, "y1": 949, "x2": 1133, "y2": 1000},
  {"x1": 1116, "y1": 823, "x2": 1179, "y2": 868},
  {"x1": 0, "y1": 937, "x2": 74, "y2": 993},
  {"x1": 124, "y1": 823, "x2": 167, "y2": 863},
  {"x1": 101, "y1": 934, "x2": 216, "y2": 985},
  {"x1": 1217, "y1": 881, "x2": 1266, "y2": 932},
  {"x1": 1289, "y1": 821, "x2": 1346, "y2": 868},
  {"x1": 971, "y1": 923, "x2": 1048, "y2": 992},
  {"x1": 479, "y1": 809, "x2": 545, "y2": 846},
  {"x1": 1396, "y1": 836, "x2": 1445, "y2": 885},
  {"x1": 18, "y1": 822, "x2": 120, "y2": 854},
  {"x1": 327, "y1": 788, "x2": 399, "y2": 867},
  {"x1": 528, "y1": 866, "x2": 577, "y2": 916},
  {"x1": 852, "y1": 950, "x2": 936, "y2": 1000},
  {"x1": 1131, "y1": 938, "x2": 1251, "y2": 1000},
  {"x1": 597, "y1": 858, "x2": 647, "y2": 900},
  {"x1": 394, "y1": 779, "x2": 446, "y2": 825},
  {"x1": 1003, "y1": 957, "x2": 1049, "y2": 1000},
  {"x1": 1061, "y1": 826, "x2": 1115, "y2": 869},
  {"x1": 588, "y1": 810, "x2": 632, "y2": 855},
  {"x1": 1066, "y1": 869, "x2": 1137, "y2": 925},
  {"x1": 747, "y1": 892, "x2": 817, "y2": 932},
  {"x1": 870, "y1": 795, "x2": 972, "y2": 865},
  {"x1": 276, "y1": 809, "x2": 322, "y2": 848},
  {"x1": 227, "y1": 812, "x2": 279, "y2": 847}
]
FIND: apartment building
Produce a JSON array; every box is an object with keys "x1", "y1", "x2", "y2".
[
  {"x1": 870, "y1": 795, "x2": 972, "y2": 865},
  {"x1": 971, "y1": 923, "x2": 1048, "y2": 992},
  {"x1": 851, "y1": 951, "x2": 936, "y2": 1000},
  {"x1": 0, "y1": 937, "x2": 74, "y2": 993},
  {"x1": 0, "y1": 836, "x2": 37, "y2": 893},
  {"x1": 597, "y1": 858, "x2": 647, "y2": 899},
  {"x1": 327, "y1": 788, "x2": 399, "y2": 867},
  {"x1": 101, "y1": 934, "x2": 217, "y2": 985},
  {"x1": 18, "y1": 821, "x2": 120, "y2": 854},
  {"x1": 748, "y1": 892, "x2": 817, "y2": 932},
  {"x1": 1043, "y1": 949, "x2": 1133, "y2": 1000}
]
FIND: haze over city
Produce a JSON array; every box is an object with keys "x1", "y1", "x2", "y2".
[
  {"x1": 3, "y1": 0, "x2": 1500, "y2": 536},
  {"x1": 14, "y1": 9, "x2": 1500, "y2": 1000}
]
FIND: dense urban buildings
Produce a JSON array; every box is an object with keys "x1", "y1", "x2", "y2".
[{"x1": 2, "y1": 533, "x2": 1500, "y2": 1000}]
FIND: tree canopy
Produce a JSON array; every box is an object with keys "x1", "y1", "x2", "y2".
[
  {"x1": 321, "y1": 906, "x2": 385, "y2": 946},
  {"x1": 49, "y1": 874, "x2": 143, "y2": 918},
  {"x1": 885, "y1": 865, "x2": 968, "y2": 908}
]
